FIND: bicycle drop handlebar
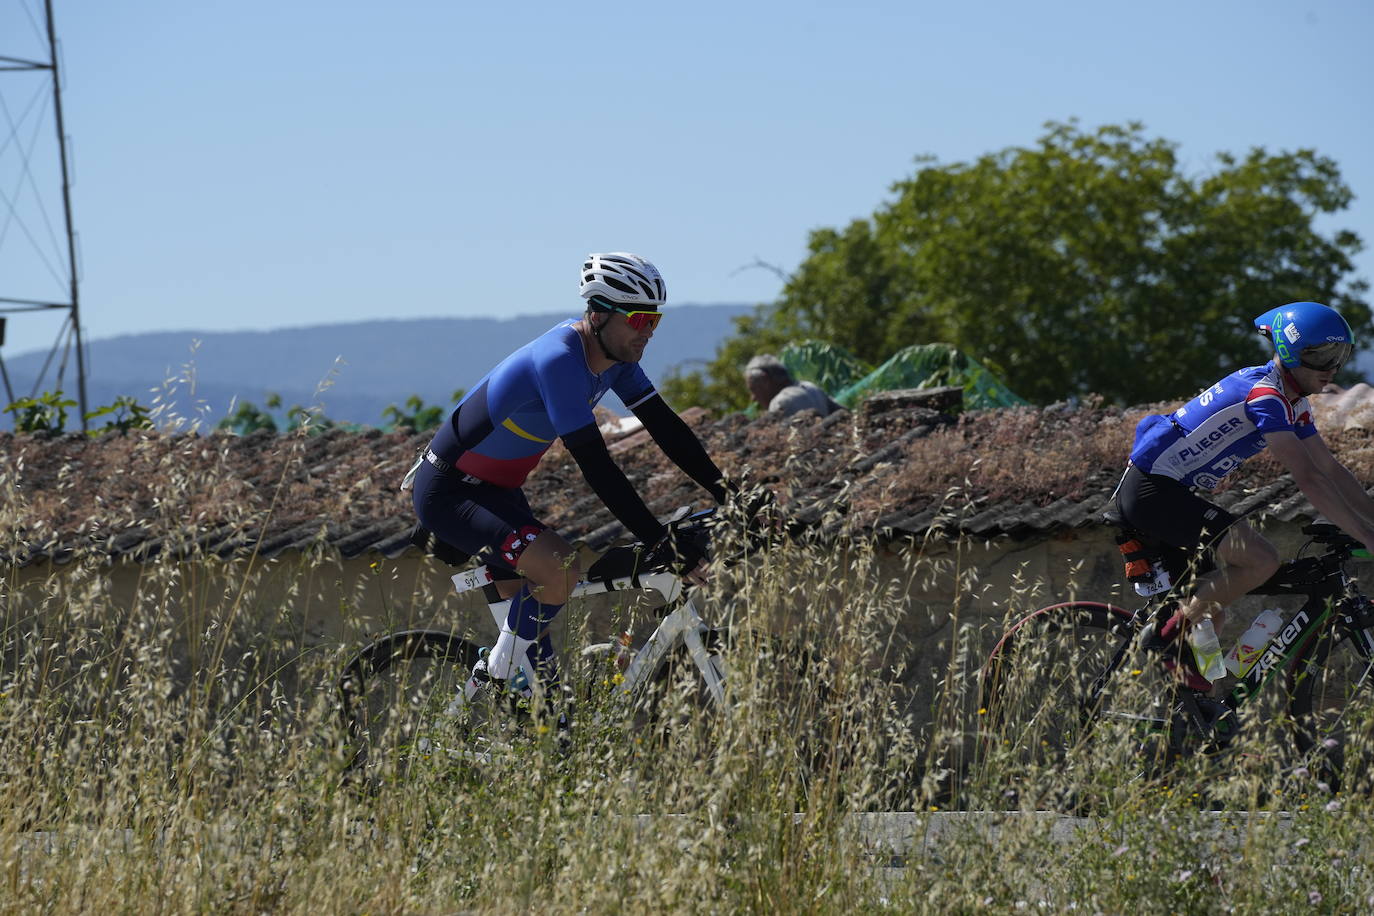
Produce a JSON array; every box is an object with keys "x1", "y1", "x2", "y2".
[{"x1": 1301, "y1": 522, "x2": 1372, "y2": 559}]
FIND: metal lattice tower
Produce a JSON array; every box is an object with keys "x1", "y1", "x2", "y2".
[{"x1": 0, "y1": 0, "x2": 87, "y2": 426}]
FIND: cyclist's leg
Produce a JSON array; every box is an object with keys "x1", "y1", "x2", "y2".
[
  {"x1": 414, "y1": 468, "x2": 574, "y2": 685},
  {"x1": 1121, "y1": 469, "x2": 1269, "y2": 678},
  {"x1": 1179, "y1": 522, "x2": 1281, "y2": 632},
  {"x1": 489, "y1": 529, "x2": 582, "y2": 686},
  {"x1": 1117, "y1": 465, "x2": 1268, "y2": 637}
]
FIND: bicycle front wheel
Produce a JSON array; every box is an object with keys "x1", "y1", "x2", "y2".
[
  {"x1": 1289, "y1": 622, "x2": 1374, "y2": 794},
  {"x1": 338, "y1": 629, "x2": 481, "y2": 783},
  {"x1": 978, "y1": 601, "x2": 1175, "y2": 808}
]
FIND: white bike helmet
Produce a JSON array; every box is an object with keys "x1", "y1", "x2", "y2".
[{"x1": 579, "y1": 253, "x2": 666, "y2": 307}]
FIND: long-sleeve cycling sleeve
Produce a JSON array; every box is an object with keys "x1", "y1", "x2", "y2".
[
  {"x1": 630, "y1": 394, "x2": 729, "y2": 503},
  {"x1": 563, "y1": 424, "x2": 666, "y2": 545}
]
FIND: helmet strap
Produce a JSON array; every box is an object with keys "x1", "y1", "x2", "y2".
[{"x1": 588, "y1": 309, "x2": 621, "y2": 363}]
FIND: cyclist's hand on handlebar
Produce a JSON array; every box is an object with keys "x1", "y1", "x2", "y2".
[{"x1": 647, "y1": 530, "x2": 710, "y2": 586}]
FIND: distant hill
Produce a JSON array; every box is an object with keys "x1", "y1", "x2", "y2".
[{"x1": 0, "y1": 305, "x2": 753, "y2": 428}]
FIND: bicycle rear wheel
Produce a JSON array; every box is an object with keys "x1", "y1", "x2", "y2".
[
  {"x1": 1289, "y1": 623, "x2": 1374, "y2": 794},
  {"x1": 338, "y1": 629, "x2": 482, "y2": 783},
  {"x1": 978, "y1": 601, "x2": 1177, "y2": 809}
]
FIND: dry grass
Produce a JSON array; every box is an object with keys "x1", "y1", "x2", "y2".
[{"x1": 4, "y1": 410, "x2": 1374, "y2": 912}]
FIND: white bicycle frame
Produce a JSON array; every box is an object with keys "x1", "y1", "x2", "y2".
[{"x1": 448, "y1": 561, "x2": 729, "y2": 708}]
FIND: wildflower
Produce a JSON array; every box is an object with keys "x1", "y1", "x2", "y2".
[
  {"x1": 1326, "y1": 800, "x2": 1341, "y2": 812},
  {"x1": 978, "y1": 707, "x2": 988, "y2": 716},
  {"x1": 1323, "y1": 738, "x2": 1339, "y2": 749},
  {"x1": 1113, "y1": 845, "x2": 1129, "y2": 857},
  {"x1": 1309, "y1": 891, "x2": 1323, "y2": 905},
  {"x1": 1293, "y1": 766, "x2": 1310, "y2": 779}
]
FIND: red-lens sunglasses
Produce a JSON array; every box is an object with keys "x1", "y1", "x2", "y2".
[
  {"x1": 611, "y1": 306, "x2": 662, "y2": 333},
  {"x1": 592, "y1": 296, "x2": 662, "y2": 332}
]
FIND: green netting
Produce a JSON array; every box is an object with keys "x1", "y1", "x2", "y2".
[
  {"x1": 833, "y1": 343, "x2": 1027, "y2": 410},
  {"x1": 778, "y1": 341, "x2": 873, "y2": 394}
]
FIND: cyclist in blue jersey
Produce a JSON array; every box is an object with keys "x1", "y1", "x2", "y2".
[
  {"x1": 1117, "y1": 301, "x2": 1374, "y2": 687},
  {"x1": 411, "y1": 252, "x2": 731, "y2": 702}
]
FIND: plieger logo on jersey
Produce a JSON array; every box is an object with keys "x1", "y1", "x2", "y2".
[{"x1": 500, "y1": 525, "x2": 543, "y2": 564}]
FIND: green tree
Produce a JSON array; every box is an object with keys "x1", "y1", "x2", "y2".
[
  {"x1": 675, "y1": 121, "x2": 1370, "y2": 408},
  {"x1": 660, "y1": 314, "x2": 791, "y2": 412}
]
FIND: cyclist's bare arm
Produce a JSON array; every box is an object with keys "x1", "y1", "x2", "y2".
[
  {"x1": 1301, "y1": 432, "x2": 1374, "y2": 528},
  {"x1": 1269, "y1": 431, "x2": 1374, "y2": 553}
]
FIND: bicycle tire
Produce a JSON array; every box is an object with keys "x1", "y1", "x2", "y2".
[
  {"x1": 1288, "y1": 621, "x2": 1374, "y2": 794},
  {"x1": 338, "y1": 629, "x2": 482, "y2": 781},
  {"x1": 978, "y1": 601, "x2": 1178, "y2": 807}
]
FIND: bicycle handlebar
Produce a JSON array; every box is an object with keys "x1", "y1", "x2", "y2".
[{"x1": 1301, "y1": 522, "x2": 1371, "y2": 558}]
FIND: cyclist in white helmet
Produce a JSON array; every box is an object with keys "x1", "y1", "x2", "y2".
[{"x1": 412, "y1": 252, "x2": 731, "y2": 702}]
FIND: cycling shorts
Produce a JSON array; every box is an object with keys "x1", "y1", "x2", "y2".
[
  {"x1": 1115, "y1": 464, "x2": 1238, "y2": 552},
  {"x1": 411, "y1": 457, "x2": 547, "y2": 579}
]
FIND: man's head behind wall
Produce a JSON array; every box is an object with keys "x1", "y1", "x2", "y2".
[{"x1": 744, "y1": 354, "x2": 794, "y2": 409}]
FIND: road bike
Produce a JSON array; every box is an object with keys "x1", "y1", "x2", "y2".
[
  {"x1": 978, "y1": 518, "x2": 1374, "y2": 806},
  {"x1": 337, "y1": 508, "x2": 738, "y2": 781}
]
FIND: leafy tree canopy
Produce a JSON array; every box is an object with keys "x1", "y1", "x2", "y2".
[{"x1": 663, "y1": 120, "x2": 1370, "y2": 409}]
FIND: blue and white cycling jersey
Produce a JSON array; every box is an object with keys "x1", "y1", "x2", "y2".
[{"x1": 1129, "y1": 364, "x2": 1317, "y2": 490}]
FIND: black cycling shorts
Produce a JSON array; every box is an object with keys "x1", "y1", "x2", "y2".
[
  {"x1": 412, "y1": 458, "x2": 547, "y2": 579},
  {"x1": 1114, "y1": 464, "x2": 1238, "y2": 552}
]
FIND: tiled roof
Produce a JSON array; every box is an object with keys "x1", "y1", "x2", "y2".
[{"x1": 4, "y1": 386, "x2": 1372, "y2": 567}]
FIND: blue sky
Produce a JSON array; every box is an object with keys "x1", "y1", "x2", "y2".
[{"x1": 2, "y1": 0, "x2": 1372, "y2": 363}]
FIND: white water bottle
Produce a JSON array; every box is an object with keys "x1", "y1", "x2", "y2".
[
  {"x1": 1189, "y1": 618, "x2": 1227, "y2": 682},
  {"x1": 1224, "y1": 608, "x2": 1283, "y2": 676}
]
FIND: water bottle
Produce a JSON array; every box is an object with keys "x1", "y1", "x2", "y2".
[
  {"x1": 1224, "y1": 608, "x2": 1284, "y2": 676},
  {"x1": 1188, "y1": 618, "x2": 1226, "y2": 682}
]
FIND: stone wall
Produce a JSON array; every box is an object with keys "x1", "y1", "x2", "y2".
[{"x1": 4, "y1": 518, "x2": 1326, "y2": 727}]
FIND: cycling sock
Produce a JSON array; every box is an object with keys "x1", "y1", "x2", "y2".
[
  {"x1": 533, "y1": 634, "x2": 560, "y2": 691},
  {"x1": 487, "y1": 585, "x2": 564, "y2": 681}
]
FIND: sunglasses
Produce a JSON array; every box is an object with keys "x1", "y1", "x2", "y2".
[
  {"x1": 591, "y1": 296, "x2": 663, "y2": 333},
  {"x1": 1299, "y1": 341, "x2": 1353, "y2": 373}
]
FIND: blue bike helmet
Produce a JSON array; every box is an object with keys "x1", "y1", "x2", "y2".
[{"x1": 1253, "y1": 301, "x2": 1354, "y2": 372}]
